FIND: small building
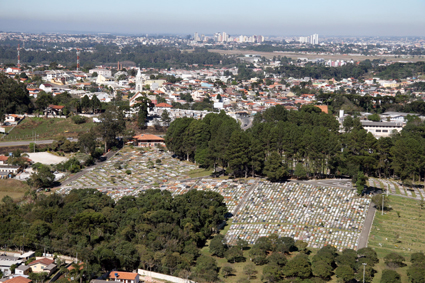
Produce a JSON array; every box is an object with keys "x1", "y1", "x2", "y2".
[
  {"x1": 15, "y1": 265, "x2": 31, "y2": 276},
  {"x1": 27, "y1": 258, "x2": 55, "y2": 274},
  {"x1": 0, "y1": 256, "x2": 22, "y2": 276},
  {"x1": 44, "y1": 105, "x2": 64, "y2": 117},
  {"x1": 0, "y1": 156, "x2": 9, "y2": 165},
  {"x1": 4, "y1": 114, "x2": 23, "y2": 125},
  {"x1": 132, "y1": 134, "x2": 165, "y2": 147},
  {"x1": 109, "y1": 272, "x2": 139, "y2": 283},
  {"x1": 360, "y1": 121, "x2": 404, "y2": 138},
  {"x1": 0, "y1": 165, "x2": 21, "y2": 178}
]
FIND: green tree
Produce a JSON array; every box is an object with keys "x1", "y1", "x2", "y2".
[
  {"x1": 312, "y1": 261, "x2": 333, "y2": 279},
  {"x1": 381, "y1": 269, "x2": 401, "y2": 283},
  {"x1": 225, "y1": 246, "x2": 244, "y2": 263},
  {"x1": 384, "y1": 252, "x2": 405, "y2": 268},
  {"x1": 28, "y1": 165, "x2": 55, "y2": 188},
  {"x1": 335, "y1": 265, "x2": 355, "y2": 282},
  {"x1": 243, "y1": 263, "x2": 257, "y2": 280},
  {"x1": 193, "y1": 255, "x2": 219, "y2": 282},
  {"x1": 81, "y1": 95, "x2": 91, "y2": 113},
  {"x1": 294, "y1": 162, "x2": 307, "y2": 179},
  {"x1": 282, "y1": 253, "x2": 311, "y2": 279},
  {"x1": 356, "y1": 171, "x2": 368, "y2": 194},
  {"x1": 209, "y1": 234, "x2": 227, "y2": 257},
  {"x1": 226, "y1": 131, "x2": 250, "y2": 178},
  {"x1": 161, "y1": 110, "x2": 171, "y2": 126},
  {"x1": 263, "y1": 151, "x2": 286, "y2": 181},
  {"x1": 368, "y1": 113, "x2": 381, "y2": 122},
  {"x1": 134, "y1": 95, "x2": 153, "y2": 129},
  {"x1": 96, "y1": 105, "x2": 125, "y2": 151},
  {"x1": 221, "y1": 265, "x2": 235, "y2": 278},
  {"x1": 262, "y1": 264, "x2": 280, "y2": 283}
]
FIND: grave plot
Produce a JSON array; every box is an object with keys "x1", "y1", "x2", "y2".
[
  {"x1": 370, "y1": 178, "x2": 424, "y2": 200},
  {"x1": 162, "y1": 179, "x2": 255, "y2": 214},
  {"x1": 225, "y1": 182, "x2": 370, "y2": 251},
  {"x1": 58, "y1": 149, "x2": 197, "y2": 199}
]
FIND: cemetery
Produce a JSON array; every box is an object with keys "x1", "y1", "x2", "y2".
[
  {"x1": 224, "y1": 182, "x2": 370, "y2": 251},
  {"x1": 368, "y1": 178, "x2": 424, "y2": 200},
  {"x1": 58, "y1": 147, "x2": 372, "y2": 252}
]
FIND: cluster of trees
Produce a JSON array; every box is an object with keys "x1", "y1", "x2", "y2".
[
  {"x1": 265, "y1": 61, "x2": 425, "y2": 81},
  {"x1": 0, "y1": 45, "x2": 236, "y2": 68},
  {"x1": 0, "y1": 188, "x2": 227, "y2": 279},
  {"x1": 0, "y1": 74, "x2": 33, "y2": 120},
  {"x1": 166, "y1": 106, "x2": 340, "y2": 181},
  {"x1": 166, "y1": 104, "x2": 425, "y2": 187},
  {"x1": 200, "y1": 233, "x2": 384, "y2": 283}
]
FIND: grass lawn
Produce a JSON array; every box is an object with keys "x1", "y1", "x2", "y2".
[
  {"x1": 0, "y1": 179, "x2": 29, "y2": 200},
  {"x1": 3, "y1": 117, "x2": 95, "y2": 141},
  {"x1": 368, "y1": 196, "x2": 425, "y2": 282},
  {"x1": 186, "y1": 168, "x2": 213, "y2": 178}
]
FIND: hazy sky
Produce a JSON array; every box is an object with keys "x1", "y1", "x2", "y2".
[{"x1": 1, "y1": 0, "x2": 424, "y2": 36}]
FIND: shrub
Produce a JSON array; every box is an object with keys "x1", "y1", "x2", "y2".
[{"x1": 71, "y1": 115, "x2": 87, "y2": 124}]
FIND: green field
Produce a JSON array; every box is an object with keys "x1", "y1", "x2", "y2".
[
  {"x1": 3, "y1": 117, "x2": 95, "y2": 141},
  {"x1": 368, "y1": 196, "x2": 425, "y2": 282},
  {"x1": 0, "y1": 179, "x2": 29, "y2": 200}
]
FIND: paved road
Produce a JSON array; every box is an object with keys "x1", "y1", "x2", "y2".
[
  {"x1": 0, "y1": 140, "x2": 55, "y2": 147},
  {"x1": 357, "y1": 202, "x2": 376, "y2": 249}
]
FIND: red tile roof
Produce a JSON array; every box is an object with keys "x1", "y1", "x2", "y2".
[
  {"x1": 3, "y1": 276, "x2": 32, "y2": 283},
  {"x1": 133, "y1": 134, "x2": 164, "y2": 142},
  {"x1": 0, "y1": 156, "x2": 9, "y2": 162},
  {"x1": 28, "y1": 258, "x2": 54, "y2": 266},
  {"x1": 155, "y1": 103, "x2": 173, "y2": 108}
]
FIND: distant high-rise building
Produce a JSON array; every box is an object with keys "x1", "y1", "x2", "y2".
[
  {"x1": 299, "y1": 34, "x2": 319, "y2": 45},
  {"x1": 194, "y1": 32, "x2": 200, "y2": 42}
]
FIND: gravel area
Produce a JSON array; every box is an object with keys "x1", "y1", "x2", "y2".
[{"x1": 27, "y1": 152, "x2": 68, "y2": 165}]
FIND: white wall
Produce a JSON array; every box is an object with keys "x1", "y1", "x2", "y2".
[{"x1": 138, "y1": 269, "x2": 196, "y2": 283}]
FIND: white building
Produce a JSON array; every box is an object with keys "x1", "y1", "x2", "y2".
[
  {"x1": 89, "y1": 68, "x2": 112, "y2": 77},
  {"x1": 360, "y1": 121, "x2": 403, "y2": 138}
]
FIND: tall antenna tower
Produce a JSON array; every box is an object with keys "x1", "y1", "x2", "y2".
[
  {"x1": 76, "y1": 48, "x2": 80, "y2": 71},
  {"x1": 17, "y1": 44, "x2": 21, "y2": 68}
]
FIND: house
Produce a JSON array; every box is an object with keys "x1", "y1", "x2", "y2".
[
  {"x1": 44, "y1": 105, "x2": 64, "y2": 117},
  {"x1": 15, "y1": 265, "x2": 31, "y2": 276},
  {"x1": 0, "y1": 165, "x2": 21, "y2": 178},
  {"x1": 5, "y1": 114, "x2": 23, "y2": 125},
  {"x1": 39, "y1": 84, "x2": 53, "y2": 93},
  {"x1": 27, "y1": 258, "x2": 55, "y2": 274},
  {"x1": 0, "y1": 156, "x2": 9, "y2": 165},
  {"x1": 2, "y1": 276, "x2": 32, "y2": 283},
  {"x1": 0, "y1": 256, "x2": 22, "y2": 276},
  {"x1": 132, "y1": 134, "x2": 165, "y2": 147},
  {"x1": 108, "y1": 272, "x2": 139, "y2": 283}
]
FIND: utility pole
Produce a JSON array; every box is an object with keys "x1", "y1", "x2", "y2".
[
  {"x1": 382, "y1": 195, "x2": 384, "y2": 216},
  {"x1": 362, "y1": 262, "x2": 367, "y2": 283},
  {"x1": 387, "y1": 184, "x2": 389, "y2": 197}
]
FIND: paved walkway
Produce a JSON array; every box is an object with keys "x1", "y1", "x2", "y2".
[{"x1": 357, "y1": 201, "x2": 376, "y2": 249}]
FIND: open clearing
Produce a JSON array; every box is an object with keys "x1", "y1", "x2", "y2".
[
  {"x1": 26, "y1": 152, "x2": 68, "y2": 165},
  {"x1": 368, "y1": 196, "x2": 424, "y2": 282},
  {"x1": 3, "y1": 117, "x2": 95, "y2": 141},
  {"x1": 208, "y1": 49, "x2": 425, "y2": 62},
  {"x1": 0, "y1": 179, "x2": 29, "y2": 200}
]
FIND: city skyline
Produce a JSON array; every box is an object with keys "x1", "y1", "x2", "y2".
[{"x1": 0, "y1": 0, "x2": 424, "y2": 36}]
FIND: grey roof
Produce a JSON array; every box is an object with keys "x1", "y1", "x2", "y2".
[
  {"x1": 43, "y1": 263, "x2": 57, "y2": 270},
  {"x1": 381, "y1": 111, "x2": 418, "y2": 117},
  {"x1": 16, "y1": 265, "x2": 31, "y2": 271},
  {"x1": 361, "y1": 121, "x2": 403, "y2": 127}
]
